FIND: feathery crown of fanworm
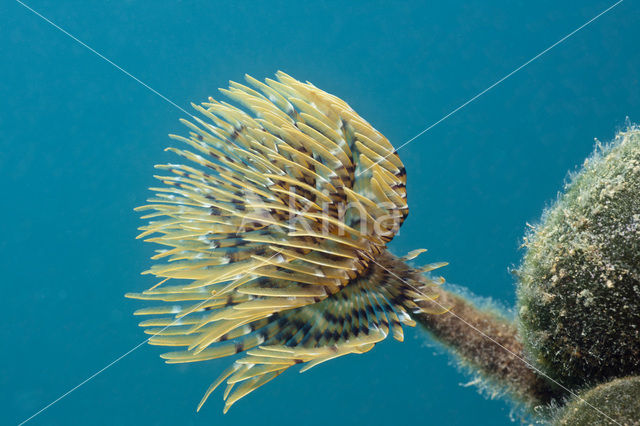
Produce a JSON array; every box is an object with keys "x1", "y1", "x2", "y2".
[{"x1": 127, "y1": 72, "x2": 447, "y2": 413}]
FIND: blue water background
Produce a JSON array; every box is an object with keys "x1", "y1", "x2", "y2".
[{"x1": 2, "y1": 1, "x2": 638, "y2": 425}]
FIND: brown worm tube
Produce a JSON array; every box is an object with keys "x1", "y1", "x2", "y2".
[{"x1": 412, "y1": 281, "x2": 563, "y2": 406}]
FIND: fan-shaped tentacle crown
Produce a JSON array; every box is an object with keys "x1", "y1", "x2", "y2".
[{"x1": 127, "y1": 72, "x2": 445, "y2": 413}]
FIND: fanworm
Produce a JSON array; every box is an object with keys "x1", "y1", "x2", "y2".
[{"x1": 127, "y1": 72, "x2": 447, "y2": 413}]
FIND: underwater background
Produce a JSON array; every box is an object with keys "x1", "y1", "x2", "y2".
[{"x1": 2, "y1": 1, "x2": 639, "y2": 425}]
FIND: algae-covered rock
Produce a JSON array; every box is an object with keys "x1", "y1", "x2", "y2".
[
  {"x1": 554, "y1": 376, "x2": 640, "y2": 425},
  {"x1": 517, "y1": 127, "x2": 640, "y2": 389}
]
